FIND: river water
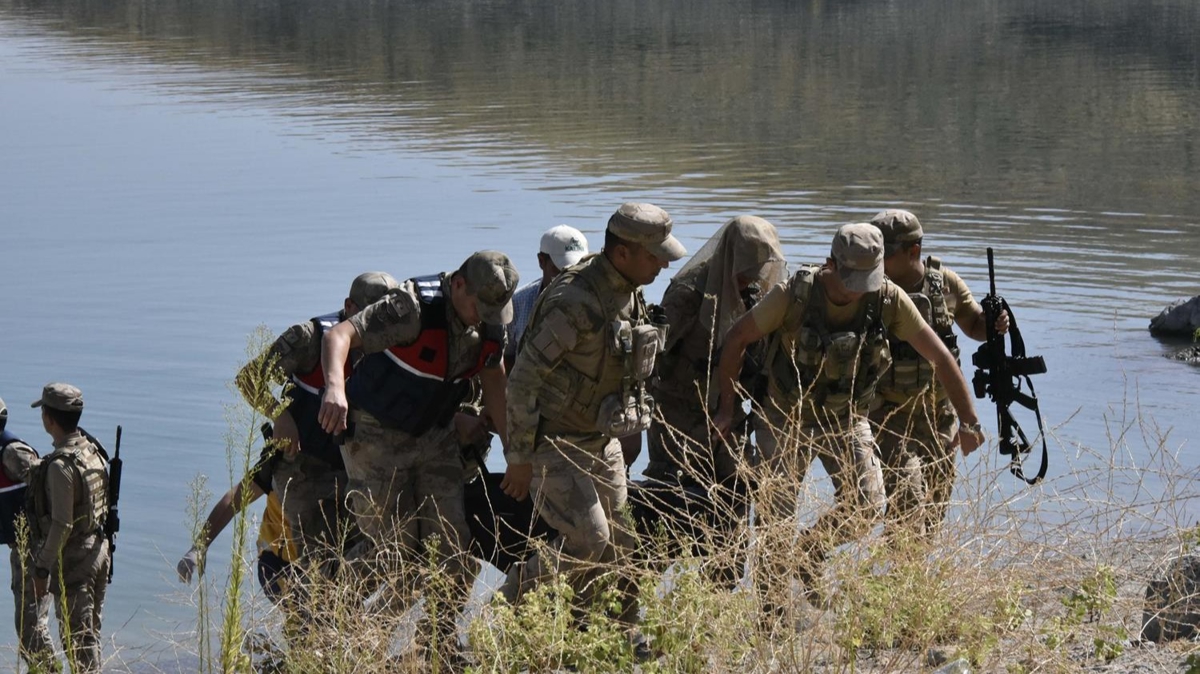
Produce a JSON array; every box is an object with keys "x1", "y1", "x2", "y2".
[{"x1": 1, "y1": 0, "x2": 1198, "y2": 668}]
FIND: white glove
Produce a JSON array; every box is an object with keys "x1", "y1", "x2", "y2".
[{"x1": 177, "y1": 546, "x2": 205, "y2": 583}]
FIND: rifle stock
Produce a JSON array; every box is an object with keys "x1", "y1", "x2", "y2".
[{"x1": 970, "y1": 249, "x2": 1049, "y2": 484}]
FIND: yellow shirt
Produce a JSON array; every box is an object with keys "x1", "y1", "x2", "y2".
[{"x1": 256, "y1": 492, "x2": 296, "y2": 563}]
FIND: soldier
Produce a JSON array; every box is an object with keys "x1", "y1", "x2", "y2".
[
  {"x1": 713, "y1": 224, "x2": 984, "y2": 612},
  {"x1": 643, "y1": 215, "x2": 785, "y2": 583},
  {"x1": 0, "y1": 397, "x2": 57, "y2": 671},
  {"x1": 231, "y1": 271, "x2": 398, "y2": 565},
  {"x1": 868, "y1": 209, "x2": 1008, "y2": 539},
  {"x1": 500, "y1": 203, "x2": 685, "y2": 652},
  {"x1": 27, "y1": 383, "x2": 110, "y2": 674},
  {"x1": 317, "y1": 251, "x2": 517, "y2": 661}
]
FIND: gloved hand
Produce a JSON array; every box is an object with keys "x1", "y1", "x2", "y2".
[{"x1": 177, "y1": 545, "x2": 205, "y2": 583}]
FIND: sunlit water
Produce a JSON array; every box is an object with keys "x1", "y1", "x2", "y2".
[{"x1": 1, "y1": 0, "x2": 1198, "y2": 668}]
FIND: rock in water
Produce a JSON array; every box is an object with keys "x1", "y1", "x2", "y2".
[
  {"x1": 1149, "y1": 296, "x2": 1200, "y2": 336},
  {"x1": 1142, "y1": 554, "x2": 1200, "y2": 642}
]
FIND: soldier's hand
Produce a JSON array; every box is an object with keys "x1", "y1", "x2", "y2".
[
  {"x1": 177, "y1": 546, "x2": 205, "y2": 583},
  {"x1": 996, "y1": 309, "x2": 1011, "y2": 335},
  {"x1": 501, "y1": 463, "x2": 533, "y2": 501},
  {"x1": 318, "y1": 386, "x2": 350, "y2": 435},
  {"x1": 957, "y1": 427, "x2": 984, "y2": 456},
  {"x1": 711, "y1": 406, "x2": 735, "y2": 442},
  {"x1": 33, "y1": 575, "x2": 48, "y2": 599},
  {"x1": 454, "y1": 412, "x2": 491, "y2": 448},
  {"x1": 272, "y1": 411, "x2": 302, "y2": 460}
]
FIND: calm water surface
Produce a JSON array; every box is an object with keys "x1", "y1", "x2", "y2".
[{"x1": 1, "y1": 0, "x2": 1198, "y2": 666}]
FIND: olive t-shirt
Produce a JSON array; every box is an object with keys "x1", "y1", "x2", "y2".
[{"x1": 751, "y1": 271, "x2": 926, "y2": 342}]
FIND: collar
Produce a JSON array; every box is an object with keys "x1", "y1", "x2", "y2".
[{"x1": 52, "y1": 430, "x2": 86, "y2": 452}]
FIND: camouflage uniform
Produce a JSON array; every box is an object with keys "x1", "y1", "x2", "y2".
[
  {"x1": 868, "y1": 210, "x2": 982, "y2": 538},
  {"x1": 0, "y1": 413, "x2": 56, "y2": 672},
  {"x1": 27, "y1": 384, "x2": 109, "y2": 674},
  {"x1": 337, "y1": 255, "x2": 515, "y2": 644},
  {"x1": 502, "y1": 203, "x2": 683, "y2": 624}
]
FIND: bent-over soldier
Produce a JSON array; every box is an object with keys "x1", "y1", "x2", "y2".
[{"x1": 714, "y1": 224, "x2": 984, "y2": 615}]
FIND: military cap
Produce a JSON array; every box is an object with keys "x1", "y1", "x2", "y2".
[
  {"x1": 349, "y1": 271, "x2": 399, "y2": 309},
  {"x1": 31, "y1": 383, "x2": 84, "y2": 413},
  {"x1": 606, "y1": 202, "x2": 687, "y2": 262},
  {"x1": 870, "y1": 209, "x2": 924, "y2": 247},
  {"x1": 831, "y1": 223, "x2": 884, "y2": 293},
  {"x1": 462, "y1": 251, "x2": 519, "y2": 325}
]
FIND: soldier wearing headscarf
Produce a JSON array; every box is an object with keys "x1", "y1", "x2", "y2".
[{"x1": 641, "y1": 216, "x2": 785, "y2": 583}]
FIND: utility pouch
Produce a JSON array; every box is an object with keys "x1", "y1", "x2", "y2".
[
  {"x1": 909, "y1": 293, "x2": 933, "y2": 326},
  {"x1": 595, "y1": 388, "x2": 654, "y2": 437},
  {"x1": 630, "y1": 324, "x2": 664, "y2": 381},
  {"x1": 828, "y1": 331, "x2": 862, "y2": 385},
  {"x1": 610, "y1": 320, "x2": 634, "y2": 356}
]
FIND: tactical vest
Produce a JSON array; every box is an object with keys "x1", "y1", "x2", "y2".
[
  {"x1": 766, "y1": 266, "x2": 892, "y2": 421},
  {"x1": 532, "y1": 257, "x2": 665, "y2": 437},
  {"x1": 346, "y1": 275, "x2": 503, "y2": 437},
  {"x1": 880, "y1": 256, "x2": 960, "y2": 400},
  {"x1": 26, "y1": 435, "x2": 108, "y2": 546},
  {"x1": 0, "y1": 431, "x2": 33, "y2": 546},
  {"x1": 286, "y1": 311, "x2": 346, "y2": 468}
]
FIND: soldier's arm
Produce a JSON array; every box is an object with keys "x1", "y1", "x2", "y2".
[
  {"x1": 33, "y1": 462, "x2": 76, "y2": 573},
  {"x1": 949, "y1": 269, "x2": 1008, "y2": 341},
  {"x1": 317, "y1": 321, "x2": 361, "y2": 434},
  {"x1": 714, "y1": 311, "x2": 767, "y2": 437},
  {"x1": 479, "y1": 358, "x2": 508, "y2": 452},
  {"x1": 504, "y1": 291, "x2": 590, "y2": 465},
  {"x1": 907, "y1": 325, "x2": 983, "y2": 455},
  {"x1": 1, "y1": 440, "x2": 39, "y2": 482}
]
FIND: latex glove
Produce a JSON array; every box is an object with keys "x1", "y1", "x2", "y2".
[{"x1": 177, "y1": 546, "x2": 205, "y2": 583}]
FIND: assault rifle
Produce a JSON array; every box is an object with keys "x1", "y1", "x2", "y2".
[
  {"x1": 971, "y1": 249, "x2": 1049, "y2": 484},
  {"x1": 105, "y1": 426, "x2": 123, "y2": 583}
]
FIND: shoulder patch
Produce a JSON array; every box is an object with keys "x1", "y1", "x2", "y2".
[{"x1": 528, "y1": 308, "x2": 578, "y2": 363}]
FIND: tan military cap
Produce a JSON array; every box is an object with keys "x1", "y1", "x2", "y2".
[
  {"x1": 831, "y1": 223, "x2": 884, "y2": 293},
  {"x1": 606, "y1": 202, "x2": 687, "y2": 262},
  {"x1": 462, "y1": 251, "x2": 519, "y2": 325},
  {"x1": 349, "y1": 271, "x2": 399, "y2": 309},
  {"x1": 31, "y1": 383, "x2": 84, "y2": 413},
  {"x1": 870, "y1": 209, "x2": 924, "y2": 245}
]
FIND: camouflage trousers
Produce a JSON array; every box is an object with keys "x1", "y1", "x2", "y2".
[
  {"x1": 871, "y1": 396, "x2": 959, "y2": 540},
  {"x1": 9, "y1": 547, "x2": 56, "y2": 672},
  {"x1": 46, "y1": 536, "x2": 109, "y2": 674},
  {"x1": 272, "y1": 453, "x2": 348, "y2": 562},
  {"x1": 501, "y1": 434, "x2": 639, "y2": 626},
  {"x1": 644, "y1": 394, "x2": 750, "y2": 586},
  {"x1": 754, "y1": 413, "x2": 884, "y2": 607},
  {"x1": 340, "y1": 411, "x2": 471, "y2": 627}
]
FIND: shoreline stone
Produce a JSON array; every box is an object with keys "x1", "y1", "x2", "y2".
[{"x1": 1149, "y1": 296, "x2": 1200, "y2": 337}]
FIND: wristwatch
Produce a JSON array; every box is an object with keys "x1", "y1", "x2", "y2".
[
  {"x1": 34, "y1": 567, "x2": 50, "y2": 580},
  {"x1": 963, "y1": 421, "x2": 985, "y2": 439}
]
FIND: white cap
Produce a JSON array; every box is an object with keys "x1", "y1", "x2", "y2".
[{"x1": 539, "y1": 225, "x2": 589, "y2": 271}]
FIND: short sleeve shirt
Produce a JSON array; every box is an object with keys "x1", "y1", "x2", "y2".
[{"x1": 751, "y1": 273, "x2": 926, "y2": 343}]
